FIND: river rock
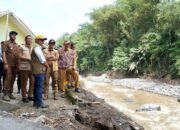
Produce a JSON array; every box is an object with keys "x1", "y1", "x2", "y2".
[{"x1": 136, "y1": 104, "x2": 161, "y2": 112}]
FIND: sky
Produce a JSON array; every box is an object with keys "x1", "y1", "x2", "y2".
[{"x1": 0, "y1": 0, "x2": 115, "y2": 39}]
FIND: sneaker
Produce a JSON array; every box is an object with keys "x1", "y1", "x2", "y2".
[
  {"x1": 3, "y1": 95, "x2": 10, "y2": 102},
  {"x1": 75, "y1": 88, "x2": 80, "y2": 93},
  {"x1": 9, "y1": 94, "x2": 16, "y2": 100},
  {"x1": 33, "y1": 103, "x2": 49, "y2": 109},
  {"x1": 28, "y1": 97, "x2": 34, "y2": 101},
  {"x1": 43, "y1": 95, "x2": 48, "y2": 100},
  {"x1": 60, "y1": 93, "x2": 65, "y2": 98},
  {"x1": 22, "y1": 97, "x2": 29, "y2": 103},
  {"x1": 40, "y1": 104, "x2": 49, "y2": 108}
]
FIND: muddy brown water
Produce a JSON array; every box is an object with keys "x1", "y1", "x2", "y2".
[{"x1": 83, "y1": 79, "x2": 180, "y2": 130}]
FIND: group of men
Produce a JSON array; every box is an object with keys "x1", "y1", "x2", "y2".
[{"x1": 0, "y1": 31, "x2": 80, "y2": 108}]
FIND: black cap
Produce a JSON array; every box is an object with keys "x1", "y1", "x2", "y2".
[
  {"x1": 9, "y1": 31, "x2": 18, "y2": 35},
  {"x1": 49, "y1": 39, "x2": 56, "y2": 44}
]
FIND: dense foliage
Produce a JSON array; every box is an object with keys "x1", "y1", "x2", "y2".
[{"x1": 57, "y1": 0, "x2": 180, "y2": 78}]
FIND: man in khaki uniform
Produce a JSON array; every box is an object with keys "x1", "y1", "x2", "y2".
[
  {"x1": 2, "y1": 31, "x2": 19, "y2": 101},
  {"x1": 43, "y1": 39, "x2": 59, "y2": 100},
  {"x1": 19, "y1": 35, "x2": 34, "y2": 102}
]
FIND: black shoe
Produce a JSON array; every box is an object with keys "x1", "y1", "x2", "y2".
[
  {"x1": 75, "y1": 88, "x2": 80, "y2": 93},
  {"x1": 22, "y1": 97, "x2": 29, "y2": 103},
  {"x1": 28, "y1": 97, "x2": 34, "y2": 101},
  {"x1": 177, "y1": 98, "x2": 180, "y2": 102},
  {"x1": 17, "y1": 90, "x2": 21, "y2": 94}
]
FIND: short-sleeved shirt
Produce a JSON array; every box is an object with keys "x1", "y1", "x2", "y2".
[
  {"x1": 58, "y1": 48, "x2": 75, "y2": 68},
  {"x1": 2, "y1": 40, "x2": 19, "y2": 67}
]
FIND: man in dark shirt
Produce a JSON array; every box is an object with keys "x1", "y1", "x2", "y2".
[{"x1": 2, "y1": 31, "x2": 19, "y2": 101}]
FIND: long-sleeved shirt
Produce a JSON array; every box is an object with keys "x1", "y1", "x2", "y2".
[{"x1": 34, "y1": 44, "x2": 46, "y2": 64}]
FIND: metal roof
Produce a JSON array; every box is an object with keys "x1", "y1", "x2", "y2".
[{"x1": 0, "y1": 10, "x2": 35, "y2": 37}]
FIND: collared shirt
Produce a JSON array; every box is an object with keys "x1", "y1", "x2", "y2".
[
  {"x1": 33, "y1": 44, "x2": 46, "y2": 64},
  {"x1": 0, "y1": 44, "x2": 3, "y2": 62},
  {"x1": 58, "y1": 48, "x2": 75, "y2": 68},
  {"x1": 2, "y1": 40, "x2": 19, "y2": 67}
]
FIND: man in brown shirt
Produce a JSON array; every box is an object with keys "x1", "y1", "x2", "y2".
[
  {"x1": 2, "y1": 31, "x2": 19, "y2": 101},
  {"x1": 19, "y1": 35, "x2": 34, "y2": 102},
  {"x1": 43, "y1": 39, "x2": 59, "y2": 100}
]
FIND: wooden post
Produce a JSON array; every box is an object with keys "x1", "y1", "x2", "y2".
[{"x1": 5, "y1": 10, "x2": 9, "y2": 40}]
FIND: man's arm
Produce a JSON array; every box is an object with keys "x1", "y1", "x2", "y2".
[
  {"x1": 34, "y1": 47, "x2": 46, "y2": 64},
  {"x1": 2, "y1": 43, "x2": 8, "y2": 70},
  {"x1": 34, "y1": 47, "x2": 49, "y2": 71},
  {"x1": 49, "y1": 51, "x2": 59, "y2": 61}
]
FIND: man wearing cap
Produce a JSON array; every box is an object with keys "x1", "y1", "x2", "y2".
[
  {"x1": 2, "y1": 31, "x2": 19, "y2": 101},
  {"x1": 31, "y1": 35, "x2": 49, "y2": 108},
  {"x1": 43, "y1": 39, "x2": 59, "y2": 100},
  {"x1": 19, "y1": 35, "x2": 34, "y2": 102}
]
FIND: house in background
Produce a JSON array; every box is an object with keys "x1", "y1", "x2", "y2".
[{"x1": 0, "y1": 10, "x2": 34, "y2": 44}]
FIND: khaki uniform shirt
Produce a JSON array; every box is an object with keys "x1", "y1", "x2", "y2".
[
  {"x1": 2, "y1": 40, "x2": 19, "y2": 67},
  {"x1": 43, "y1": 48, "x2": 59, "y2": 71}
]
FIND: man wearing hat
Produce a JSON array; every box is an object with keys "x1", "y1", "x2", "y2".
[
  {"x1": 2, "y1": 31, "x2": 19, "y2": 101},
  {"x1": 43, "y1": 39, "x2": 59, "y2": 100},
  {"x1": 31, "y1": 35, "x2": 49, "y2": 108}
]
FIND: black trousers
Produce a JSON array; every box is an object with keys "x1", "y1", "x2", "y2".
[{"x1": 0, "y1": 62, "x2": 4, "y2": 92}]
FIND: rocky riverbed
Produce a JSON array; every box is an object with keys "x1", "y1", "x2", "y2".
[{"x1": 87, "y1": 74, "x2": 180, "y2": 98}]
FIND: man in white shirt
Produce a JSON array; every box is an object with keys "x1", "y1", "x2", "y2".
[{"x1": 31, "y1": 35, "x2": 49, "y2": 108}]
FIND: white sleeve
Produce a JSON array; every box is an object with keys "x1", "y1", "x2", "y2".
[{"x1": 34, "y1": 47, "x2": 46, "y2": 64}]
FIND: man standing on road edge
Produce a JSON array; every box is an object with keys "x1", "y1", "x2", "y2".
[{"x1": 31, "y1": 35, "x2": 49, "y2": 108}]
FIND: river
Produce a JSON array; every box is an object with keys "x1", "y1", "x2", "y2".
[{"x1": 82, "y1": 76, "x2": 180, "y2": 130}]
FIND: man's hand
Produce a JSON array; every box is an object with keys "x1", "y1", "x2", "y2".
[
  {"x1": 4, "y1": 64, "x2": 8, "y2": 70},
  {"x1": 44, "y1": 62, "x2": 49, "y2": 72},
  {"x1": 72, "y1": 66, "x2": 76, "y2": 71},
  {"x1": 47, "y1": 56, "x2": 54, "y2": 61}
]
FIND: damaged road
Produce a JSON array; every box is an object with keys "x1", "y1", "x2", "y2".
[{"x1": 0, "y1": 88, "x2": 143, "y2": 130}]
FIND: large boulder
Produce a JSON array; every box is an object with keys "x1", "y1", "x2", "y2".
[{"x1": 136, "y1": 104, "x2": 161, "y2": 112}]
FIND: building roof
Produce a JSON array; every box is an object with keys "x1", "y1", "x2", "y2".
[{"x1": 0, "y1": 10, "x2": 35, "y2": 37}]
